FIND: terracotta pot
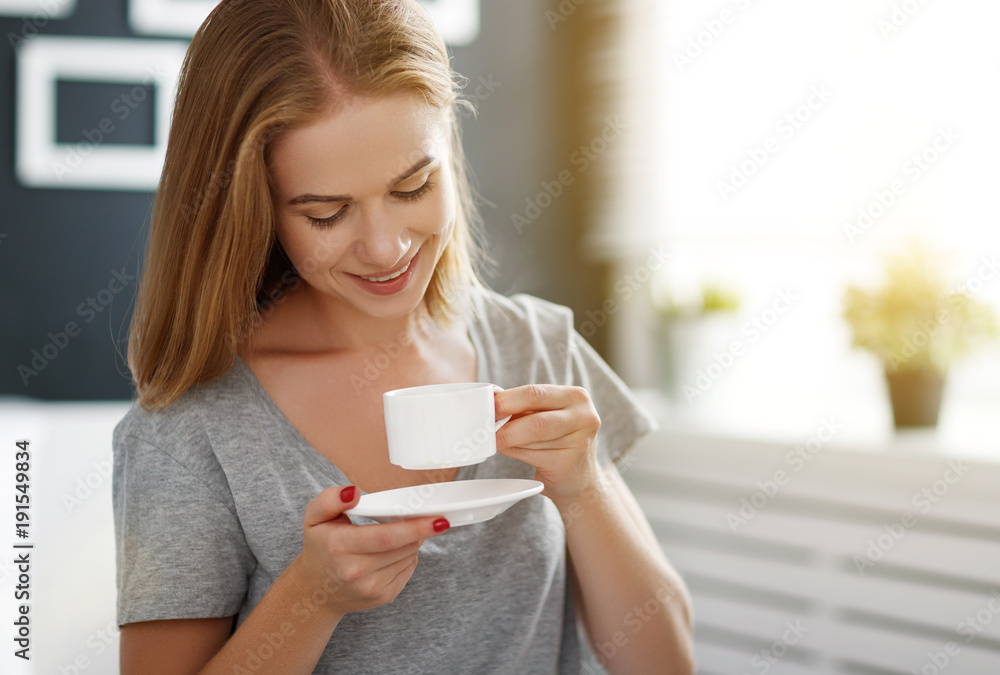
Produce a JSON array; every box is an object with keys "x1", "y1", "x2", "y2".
[{"x1": 884, "y1": 368, "x2": 946, "y2": 428}]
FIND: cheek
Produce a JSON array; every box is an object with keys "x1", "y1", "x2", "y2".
[
  {"x1": 431, "y1": 197, "x2": 455, "y2": 236},
  {"x1": 431, "y1": 172, "x2": 457, "y2": 234},
  {"x1": 276, "y1": 218, "x2": 344, "y2": 275},
  {"x1": 405, "y1": 191, "x2": 453, "y2": 239}
]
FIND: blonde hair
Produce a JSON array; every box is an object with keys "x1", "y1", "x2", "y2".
[{"x1": 128, "y1": 0, "x2": 485, "y2": 411}]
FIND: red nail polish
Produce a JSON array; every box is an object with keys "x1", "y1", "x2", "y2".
[
  {"x1": 340, "y1": 486, "x2": 356, "y2": 502},
  {"x1": 433, "y1": 518, "x2": 450, "y2": 533}
]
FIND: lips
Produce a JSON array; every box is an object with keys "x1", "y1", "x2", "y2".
[
  {"x1": 348, "y1": 248, "x2": 420, "y2": 296},
  {"x1": 358, "y1": 257, "x2": 413, "y2": 282}
]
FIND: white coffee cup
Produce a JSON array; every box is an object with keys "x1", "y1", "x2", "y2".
[{"x1": 383, "y1": 382, "x2": 512, "y2": 470}]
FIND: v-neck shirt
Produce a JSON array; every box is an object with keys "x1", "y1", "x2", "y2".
[{"x1": 112, "y1": 287, "x2": 656, "y2": 674}]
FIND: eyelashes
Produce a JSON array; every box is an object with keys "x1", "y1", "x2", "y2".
[
  {"x1": 395, "y1": 180, "x2": 435, "y2": 203},
  {"x1": 306, "y1": 180, "x2": 436, "y2": 229}
]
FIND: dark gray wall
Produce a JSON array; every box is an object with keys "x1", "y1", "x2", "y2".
[
  {"x1": 1, "y1": 0, "x2": 154, "y2": 401},
  {"x1": 0, "y1": 0, "x2": 593, "y2": 400}
]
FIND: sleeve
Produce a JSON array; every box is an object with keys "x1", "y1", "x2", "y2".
[
  {"x1": 565, "y1": 329, "x2": 659, "y2": 467},
  {"x1": 466, "y1": 289, "x2": 658, "y2": 467},
  {"x1": 113, "y1": 433, "x2": 255, "y2": 626}
]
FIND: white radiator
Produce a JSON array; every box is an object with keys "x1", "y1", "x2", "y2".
[{"x1": 622, "y1": 428, "x2": 1000, "y2": 675}]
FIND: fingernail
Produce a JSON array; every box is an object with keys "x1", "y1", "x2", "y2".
[
  {"x1": 433, "y1": 518, "x2": 450, "y2": 533},
  {"x1": 340, "y1": 486, "x2": 356, "y2": 502}
]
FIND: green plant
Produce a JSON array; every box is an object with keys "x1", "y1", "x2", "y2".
[
  {"x1": 656, "y1": 282, "x2": 741, "y2": 318},
  {"x1": 843, "y1": 243, "x2": 999, "y2": 374}
]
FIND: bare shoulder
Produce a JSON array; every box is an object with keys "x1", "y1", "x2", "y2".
[{"x1": 120, "y1": 616, "x2": 234, "y2": 675}]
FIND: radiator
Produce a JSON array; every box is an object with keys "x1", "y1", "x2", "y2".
[{"x1": 622, "y1": 428, "x2": 1000, "y2": 675}]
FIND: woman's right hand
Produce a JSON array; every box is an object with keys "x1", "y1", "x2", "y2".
[{"x1": 291, "y1": 485, "x2": 450, "y2": 620}]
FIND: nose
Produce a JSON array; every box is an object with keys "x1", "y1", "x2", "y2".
[{"x1": 355, "y1": 205, "x2": 411, "y2": 270}]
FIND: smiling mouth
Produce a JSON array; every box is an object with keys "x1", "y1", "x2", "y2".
[{"x1": 356, "y1": 254, "x2": 415, "y2": 283}]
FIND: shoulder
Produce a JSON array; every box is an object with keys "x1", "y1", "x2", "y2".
[
  {"x1": 466, "y1": 286, "x2": 657, "y2": 464},
  {"x1": 467, "y1": 286, "x2": 575, "y2": 343},
  {"x1": 465, "y1": 286, "x2": 580, "y2": 386},
  {"x1": 113, "y1": 362, "x2": 246, "y2": 496},
  {"x1": 113, "y1": 388, "x2": 203, "y2": 452}
]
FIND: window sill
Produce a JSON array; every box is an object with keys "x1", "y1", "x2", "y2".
[{"x1": 634, "y1": 387, "x2": 1000, "y2": 464}]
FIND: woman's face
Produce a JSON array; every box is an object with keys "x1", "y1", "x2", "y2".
[{"x1": 269, "y1": 92, "x2": 456, "y2": 322}]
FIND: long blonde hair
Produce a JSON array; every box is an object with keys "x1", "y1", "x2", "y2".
[{"x1": 128, "y1": 0, "x2": 485, "y2": 411}]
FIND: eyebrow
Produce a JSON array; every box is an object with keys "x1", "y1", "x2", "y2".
[{"x1": 287, "y1": 154, "x2": 436, "y2": 206}]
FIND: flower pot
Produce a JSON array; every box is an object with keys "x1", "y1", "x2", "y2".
[
  {"x1": 658, "y1": 313, "x2": 739, "y2": 403},
  {"x1": 884, "y1": 368, "x2": 946, "y2": 428}
]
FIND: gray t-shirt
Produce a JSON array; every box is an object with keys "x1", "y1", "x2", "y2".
[{"x1": 112, "y1": 288, "x2": 655, "y2": 674}]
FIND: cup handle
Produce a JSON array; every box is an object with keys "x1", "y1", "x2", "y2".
[{"x1": 492, "y1": 385, "x2": 512, "y2": 431}]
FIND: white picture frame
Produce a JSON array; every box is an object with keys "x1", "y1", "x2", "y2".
[
  {"x1": 16, "y1": 36, "x2": 188, "y2": 191},
  {"x1": 0, "y1": 0, "x2": 75, "y2": 19},
  {"x1": 127, "y1": 0, "x2": 480, "y2": 45}
]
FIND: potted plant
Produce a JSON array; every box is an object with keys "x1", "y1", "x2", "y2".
[
  {"x1": 842, "y1": 242, "x2": 999, "y2": 428},
  {"x1": 653, "y1": 280, "x2": 741, "y2": 402}
]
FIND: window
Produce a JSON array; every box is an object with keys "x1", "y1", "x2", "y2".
[{"x1": 594, "y1": 0, "x2": 1000, "y2": 446}]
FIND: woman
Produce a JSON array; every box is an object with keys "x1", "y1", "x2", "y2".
[{"x1": 112, "y1": 0, "x2": 694, "y2": 673}]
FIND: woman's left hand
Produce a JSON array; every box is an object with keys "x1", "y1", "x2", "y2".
[{"x1": 493, "y1": 385, "x2": 602, "y2": 501}]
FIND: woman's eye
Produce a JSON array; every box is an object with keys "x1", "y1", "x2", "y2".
[
  {"x1": 306, "y1": 206, "x2": 348, "y2": 228},
  {"x1": 304, "y1": 178, "x2": 434, "y2": 227},
  {"x1": 394, "y1": 179, "x2": 435, "y2": 202}
]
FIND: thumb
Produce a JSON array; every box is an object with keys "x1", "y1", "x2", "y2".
[{"x1": 304, "y1": 485, "x2": 359, "y2": 528}]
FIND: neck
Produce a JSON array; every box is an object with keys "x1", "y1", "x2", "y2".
[{"x1": 301, "y1": 281, "x2": 448, "y2": 352}]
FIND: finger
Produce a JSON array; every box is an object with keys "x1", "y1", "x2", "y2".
[
  {"x1": 385, "y1": 554, "x2": 420, "y2": 593},
  {"x1": 499, "y1": 432, "x2": 586, "y2": 452},
  {"x1": 496, "y1": 444, "x2": 541, "y2": 463},
  {"x1": 351, "y1": 516, "x2": 450, "y2": 553},
  {"x1": 373, "y1": 540, "x2": 422, "y2": 569},
  {"x1": 370, "y1": 555, "x2": 419, "y2": 603},
  {"x1": 495, "y1": 384, "x2": 585, "y2": 418},
  {"x1": 376, "y1": 549, "x2": 420, "y2": 580},
  {"x1": 304, "y1": 485, "x2": 359, "y2": 528},
  {"x1": 496, "y1": 409, "x2": 579, "y2": 449}
]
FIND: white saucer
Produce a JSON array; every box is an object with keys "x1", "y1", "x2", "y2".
[{"x1": 346, "y1": 478, "x2": 544, "y2": 527}]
